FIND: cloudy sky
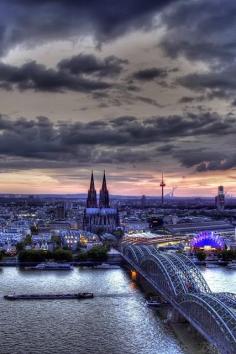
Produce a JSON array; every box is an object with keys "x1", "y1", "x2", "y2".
[{"x1": 0, "y1": 0, "x2": 235, "y2": 196}]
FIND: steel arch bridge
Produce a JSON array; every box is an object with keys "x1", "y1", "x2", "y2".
[{"x1": 121, "y1": 243, "x2": 236, "y2": 354}]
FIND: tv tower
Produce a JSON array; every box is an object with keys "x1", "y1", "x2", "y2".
[{"x1": 160, "y1": 172, "x2": 166, "y2": 205}]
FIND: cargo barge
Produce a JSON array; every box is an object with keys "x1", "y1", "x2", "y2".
[
  {"x1": 24, "y1": 262, "x2": 73, "y2": 270},
  {"x1": 4, "y1": 292, "x2": 94, "y2": 300}
]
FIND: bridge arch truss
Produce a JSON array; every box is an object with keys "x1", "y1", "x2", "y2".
[{"x1": 121, "y1": 243, "x2": 236, "y2": 353}]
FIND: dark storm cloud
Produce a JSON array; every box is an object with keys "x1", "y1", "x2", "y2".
[
  {"x1": 58, "y1": 54, "x2": 128, "y2": 77},
  {"x1": 160, "y1": 1, "x2": 236, "y2": 105},
  {"x1": 0, "y1": 60, "x2": 112, "y2": 93},
  {"x1": 172, "y1": 146, "x2": 236, "y2": 172},
  {"x1": 174, "y1": 149, "x2": 225, "y2": 169},
  {"x1": 134, "y1": 96, "x2": 163, "y2": 107},
  {"x1": 196, "y1": 160, "x2": 233, "y2": 172},
  {"x1": 0, "y1": 112, "x2": 235, "y2": 171},
  {"x1": 179, "y1": 91, "x2": 230, "y2": 104},
  {"x1": 132, "y1": 67, "x2": 168, "y2": 81},
  {"x1": 0, "y1": 0, "x2": 179, "y2": 55},
  {"x1": 161, "y1": 0, "x2": 236, "y2": 65},
  {"x1": 92, "y1": 90, "x2": 162, "y2": 109},
  {"x1": 179, "y1": 97, "x2": 197, "y2": 104},
  {"x1": 178, "y1": 96, "x2": 205, "y2": 104},
  {"x1": 177, "y1": 64, "x2": 236, "y2": 97}
]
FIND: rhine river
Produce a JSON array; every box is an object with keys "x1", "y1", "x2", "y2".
[{"x1": 0, "y1": 267, "x2": 235, "y2": 354}]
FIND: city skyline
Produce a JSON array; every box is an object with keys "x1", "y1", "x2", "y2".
[
  {"x1": 0, "y1": 170, "x2": 232, "y2": 198},
  {"x1": 0, "y1": 1, "x2": 235, "y2": 196}
]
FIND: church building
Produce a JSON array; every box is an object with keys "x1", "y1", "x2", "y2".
[{"x1": 83, "y1": 171, "x2": 119, "y2": 233}]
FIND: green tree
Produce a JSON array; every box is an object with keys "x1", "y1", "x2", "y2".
[
  {"x1": 31, "y1": 225, "x2": 38, "y2": 235},
  {"x1": 86, "y1": 245, "x2": 108, "y2": 261},
  {"x1": 76, "y1": 245, "x2": 109, "y2": 262},
  {"x1": 77, "y1": 251, "x2": 88, "y2": 261},
  {"x1": 24, "y1": 234, "x2": 32, "y2": 245},
  {"x1": 219, "y1": 250, "x2": 236, "y2": 261},
  {"x1": 16, "y1": 242, "x2": 24, "y2": 252},
  {"x1": 196, "y1": 251, "x2": 206, "y2": 261},
  {"x1": 53, "y1": 249, "x2": 72, "y2": 262},
  {"x1": 51, "y1": 235, "x2": 62, "y2": 248},
  {"x1": 112, "y1": 229, "x2": 124, "y2": 238},
  {"x1": 18, "y1": 250, "x2": 51, "y2": 263}
]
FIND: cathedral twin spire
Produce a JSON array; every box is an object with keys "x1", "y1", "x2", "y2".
[
  {"x1": 99, "y1": 171, "x2": 109, "y2": 208},
  {"x1": 86, "y1": 171, "x2": 97, "y2": 208},
  {"x1": 86, "y1": 171, "x2": 110, "y2": 208}
]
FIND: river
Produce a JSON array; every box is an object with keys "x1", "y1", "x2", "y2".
[{"x1": 0, "y1": 266, "x2": 235, "y2": 354}]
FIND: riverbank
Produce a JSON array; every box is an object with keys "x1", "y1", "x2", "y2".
[{"x1": 0, "y1": 254, "x2": 123, "y2": 267}]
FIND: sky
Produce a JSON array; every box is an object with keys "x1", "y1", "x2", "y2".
[{"x1": 0, "y1": 0, "x2": 236, "y2": 196}]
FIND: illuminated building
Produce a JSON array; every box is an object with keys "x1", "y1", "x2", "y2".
[{"x1": 190, "y1": 231, "x2": 225, "y2": 251}]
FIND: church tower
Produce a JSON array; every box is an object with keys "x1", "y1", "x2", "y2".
[
  {"x1": 99, "y1": 170, "x2": 110, "y2": 208},
  {"x1": 86, "y1": 171, "x2": 97, "y2": 208}
]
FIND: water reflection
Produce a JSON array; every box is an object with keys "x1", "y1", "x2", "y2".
[
  {"x1": 0, "y1": 267, "x2": 185, "y2": 354},
  {"x1": 201, "y1": 267, "x2": 236, "y2": 293}
]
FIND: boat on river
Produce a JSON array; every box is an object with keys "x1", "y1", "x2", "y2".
[
  {"x1": 93, "y1": 263, "x2": 120, "y2": 269},
  {"x1": 206, "y1": 263, "x2": 220, "y2": 268},
  {"x1": 146, "y1": 300, "x2": 162, "y2": 307},
  {"x1": 25, "y1": 262, "x2": 73, "y2": 270},
  {"x1": 4, "y1": 292, "x2": 94, "y2": 300},
  {"x1": 227, "y1": 261, "x2": 236, "y2": 269}
]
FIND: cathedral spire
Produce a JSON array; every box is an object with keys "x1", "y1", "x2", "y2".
[
  {"x1": 101, "y1": 170, "x2": 107, "y2": 191},
  {"x1": 86, "y1": 171, "x2": 97, "y2": 208},
  {"x1": 99, "y1": 170, "x2": 110, "y2": 208},
  {"x1": 90, "y1": 170, "x2": 95, "y2": 191}
]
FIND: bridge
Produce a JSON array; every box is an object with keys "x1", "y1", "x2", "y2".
[{"x1": 121, "y1": 243, "x2": 236, "y2": 354}]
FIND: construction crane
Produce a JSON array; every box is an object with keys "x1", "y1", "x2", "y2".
[{"x1": 171, "y1": 186, "x2": 178, "y2": 198}]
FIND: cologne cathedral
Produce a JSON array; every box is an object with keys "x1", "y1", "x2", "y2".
[{"x1": 83, "y1": 171, "x2": 119, "y2": 233}]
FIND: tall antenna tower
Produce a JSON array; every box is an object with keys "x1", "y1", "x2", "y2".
[{"x1": 160, "y1": 172, "x2": 166, "y2": 205}]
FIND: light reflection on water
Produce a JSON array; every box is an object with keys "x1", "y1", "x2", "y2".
[
  {"x1": 0, "y1": 267, "x2": 186, "y2": 354},
  {"x1": 200, "y1": 266, "x2": 236, "y2": 293}
]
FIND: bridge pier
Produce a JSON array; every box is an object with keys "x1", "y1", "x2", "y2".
[{"x1": 129, "y1": 268, "x2": 167, "y2": 303}]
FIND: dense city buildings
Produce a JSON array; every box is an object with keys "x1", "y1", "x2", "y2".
[{"x1": 0, "y1": 177, "x2": 236, "y2": 354}]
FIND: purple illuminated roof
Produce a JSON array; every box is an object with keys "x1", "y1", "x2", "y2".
[{"x1": 190, "y1": 231, "x2": 225, "y2": 249}]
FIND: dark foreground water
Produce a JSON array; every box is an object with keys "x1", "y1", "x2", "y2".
[
  {"x1": 0, "y1": 267, "x2": 235, "y2": 354},
  {"x1": 0, "y1": 267, "x2": 186, "y2": 354}
]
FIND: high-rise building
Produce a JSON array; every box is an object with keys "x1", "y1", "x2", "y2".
[
  {"x1": 215, "y1": 186, "x2": 225, "y2": 212},
  {"x1": 54, "y1": 203, "x2": 66, "y2": 220},
  {"x1": 83, "y1": 171, "x2": 119, "y2": 233},
  {"x1": 141, "y1": 195, "x2": 146, "y2": 208}
]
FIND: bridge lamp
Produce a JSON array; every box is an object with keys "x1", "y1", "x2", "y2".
[{"x1": 131, "y1": 270, "x2": 137, "y2": 281}]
